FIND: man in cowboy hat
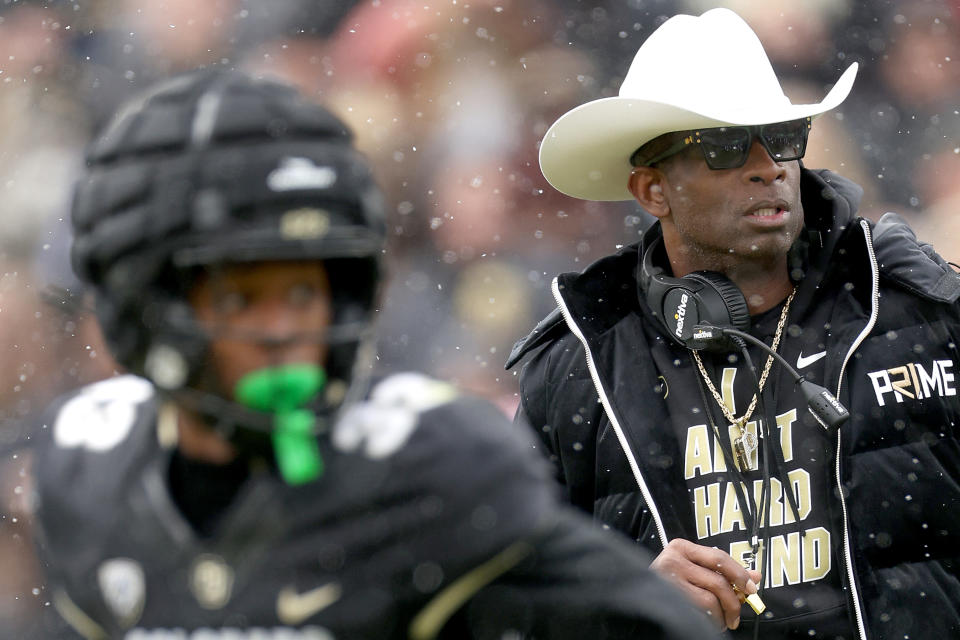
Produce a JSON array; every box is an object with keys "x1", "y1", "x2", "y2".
[{"x1": 507, "y1": 8, "x2": 960, "y2": 639}]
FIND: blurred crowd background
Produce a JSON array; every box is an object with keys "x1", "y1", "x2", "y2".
[{"x1": 0, "y1": 0, "x2": 957, "y2": 634}]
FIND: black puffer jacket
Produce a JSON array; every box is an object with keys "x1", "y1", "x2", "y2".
[{"x1": 508, "y1": 169, "x2": 960, "y2": 640}]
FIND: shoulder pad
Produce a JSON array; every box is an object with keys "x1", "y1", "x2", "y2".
[
  {"x1": 872, "y1": 212, "x2": 960, "y2": 304},
  {"x1": 505, "y1": 307, "x2": 567, "y2": 370}
]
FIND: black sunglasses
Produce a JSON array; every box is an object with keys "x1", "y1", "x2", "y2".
[{"x1": 631, "y1": 117, "x2": 811, "y2": 170}]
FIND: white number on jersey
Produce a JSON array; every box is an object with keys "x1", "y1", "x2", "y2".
[
  {"x1": 332, "y1": 373, "x2": 457, "y2": 459},
  {"x1": 54, "y1": 376, "x2": 154, "y2": 452}
]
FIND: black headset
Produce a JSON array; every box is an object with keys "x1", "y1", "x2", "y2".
[{"x1": 639, "y1": 234, "x2": 750, "y2": 348}]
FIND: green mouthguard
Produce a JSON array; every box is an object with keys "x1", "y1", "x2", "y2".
[{"x1": 234, "y1": 364, "x2": 326, "y2": 486}]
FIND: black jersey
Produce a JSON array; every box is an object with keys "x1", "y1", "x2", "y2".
[{"x1": 34, "y1": 374, "x2": 716, "y2": 640}]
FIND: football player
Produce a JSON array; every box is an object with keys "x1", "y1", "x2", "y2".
[{"x1": 32, "y1": 70, "x2": 718, "y2": 640}]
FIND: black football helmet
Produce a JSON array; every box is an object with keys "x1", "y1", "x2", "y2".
[{"x1": 71, "y1": 69, "x2": 386, "y2": 456}]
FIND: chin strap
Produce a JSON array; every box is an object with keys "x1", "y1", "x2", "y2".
[{"x1": 234, "y1": 363, "x2": 327, "y2": 486}]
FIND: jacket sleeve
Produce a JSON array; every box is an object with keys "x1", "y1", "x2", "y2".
[
  {"x1": 513, "y1": 373, "x2": 567, "y2": 488},
  {"x1": 459, "y1": 507, "x2": 719, "y2": 640},
  {"x1": 514, "y1": 336, "x2": 607, "y2": 516}
]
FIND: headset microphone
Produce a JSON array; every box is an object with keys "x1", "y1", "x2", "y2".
[{"x1": 691, "y1": 324, "x2": 849, "y2": 431}]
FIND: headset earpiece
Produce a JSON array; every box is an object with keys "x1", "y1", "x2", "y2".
[
  {"x1": 640, "y1": 235, "x2": 750, "y2": 348},
  {"x1": 683, "y1": 271, "x2": 749, "y2": 331}
]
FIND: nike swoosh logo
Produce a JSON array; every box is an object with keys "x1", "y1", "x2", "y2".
[
  {"x1": 276, "y1": 582, "x2": 342, "y2": 625},
  {"x1": 797, "y1": 351, "x2": 827, "y2": 369}
]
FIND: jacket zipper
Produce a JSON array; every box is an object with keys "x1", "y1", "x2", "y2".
[
  {"x1": 834, "y1": 219, "x2": 879, "y2": 640},
  {"x1": 551, "y1": 277, "x2": 670, "y2": 549}
]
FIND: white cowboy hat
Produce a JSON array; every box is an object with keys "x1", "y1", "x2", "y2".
[{"x1": 538, "y1": 8, "x2": 858, "y2": 201}]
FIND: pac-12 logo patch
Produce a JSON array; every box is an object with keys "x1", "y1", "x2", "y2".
[{"x1": 98, "y1": 557, "x2": 146, "y2": 628}]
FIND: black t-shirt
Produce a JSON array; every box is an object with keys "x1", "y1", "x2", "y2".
[{"x1": 653, "y1": 298, "x2": 853, "y2": 639}]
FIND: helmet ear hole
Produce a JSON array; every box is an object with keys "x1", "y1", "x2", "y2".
[{"x1": 144, "y1": 344, "x2": 190, "y2": 390}]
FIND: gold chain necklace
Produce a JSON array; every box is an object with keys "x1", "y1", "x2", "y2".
[{"x1": 691, "y1": 287, "x2": 796, "y2": 471}]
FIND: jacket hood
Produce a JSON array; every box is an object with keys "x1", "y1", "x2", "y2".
[
  {"x1": 799, "y1": 169, "x2": 959, "y2": 304},
  {"x1": 801, "y1": 167, "x2": 861, "y2": 235},
  {"x1": 871, "y1": 212, "x2": 960, "y2": 304}
]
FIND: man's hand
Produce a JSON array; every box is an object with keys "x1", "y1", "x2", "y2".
[{"x1": 650, "y1": 538, "x2": 761, "y2": 630}]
